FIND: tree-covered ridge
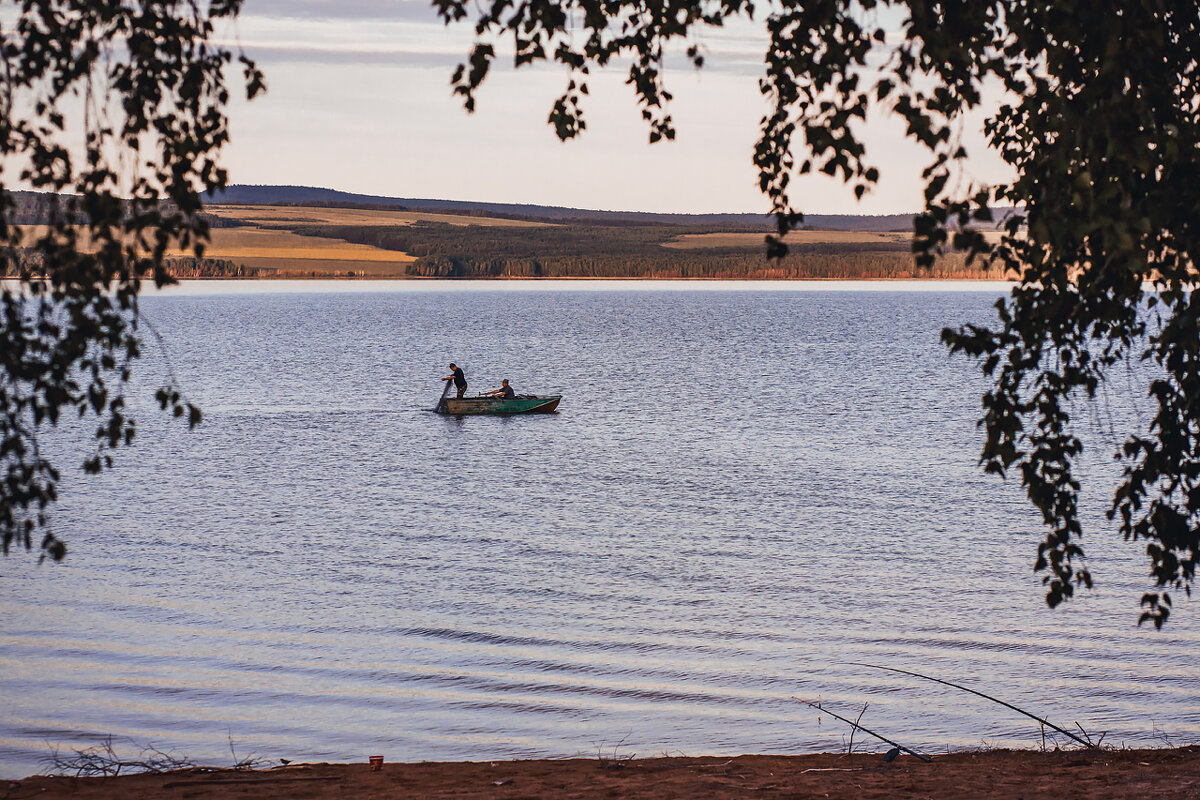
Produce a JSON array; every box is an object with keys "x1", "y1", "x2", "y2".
[{"x1": 209, "y1": 185, "x2": 930, "y2": 231}]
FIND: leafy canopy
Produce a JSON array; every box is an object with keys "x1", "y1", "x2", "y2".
[
  {"x1": 1, "y1": 1, "x2": 262, "y2": 562},
  {"x1": 435, "y1": 0, "x2": 1200, "y2": 626}
]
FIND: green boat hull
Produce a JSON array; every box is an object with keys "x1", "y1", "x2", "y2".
[{"x1": 438, "y1": 395, "x2": 561, "y2": 416}]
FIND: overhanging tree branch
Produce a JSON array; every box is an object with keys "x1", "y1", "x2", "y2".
[{"x1": 439, "y1": 0, "x2": 1200, "y2": 625}]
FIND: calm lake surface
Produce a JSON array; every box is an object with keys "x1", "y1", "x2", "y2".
[{"x1": 2, "y1": 280, "x2": 1197, "y2": 777}]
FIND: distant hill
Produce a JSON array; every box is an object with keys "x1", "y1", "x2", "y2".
[
  {"x1": 207, "y1": 184, "x2": 924, "y2": 232},
  {"x1": 3, "y1": 187, "x2": 1010, "y2": 281}
]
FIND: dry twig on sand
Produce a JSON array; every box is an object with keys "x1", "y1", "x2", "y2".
[
  {"x1": 595, "y1": 735, "x2": 637, "y2": 770},
  {"x1": 43, "y1": 734, "x2": 272, "y2": 778},
  {"x1": 226, "y1": 735, "x2": 271, "y2": 771},
  {"x1": 44, "y1": 736, "x2": 194, "y2": 777}
]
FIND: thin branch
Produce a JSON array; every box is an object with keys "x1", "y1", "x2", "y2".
[{"x1": 847, "y1": 702, "x2": 868, "y2": 754}]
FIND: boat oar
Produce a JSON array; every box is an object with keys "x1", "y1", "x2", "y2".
[{"x1": 435, "y1": 379, "x2": 452, "y2": 412}]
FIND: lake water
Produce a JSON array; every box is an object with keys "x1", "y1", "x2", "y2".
[{"x1": 1, "y1": 280, "x2": 1197, "y2": 778}]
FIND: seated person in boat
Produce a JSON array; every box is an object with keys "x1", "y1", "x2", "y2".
[
  {"x1": 444, "y1": 362, "x2": 467, "y2": 398},
  {"x1": 482, "y1": 379, "x2": 516, "y2": 399}
]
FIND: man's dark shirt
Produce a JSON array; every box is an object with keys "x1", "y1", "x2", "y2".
[
  {"x1": 500, "y1": 385, "x2": 515, "y2": 399},
  {"x1": 452, "y1": 367, "x2": 466, "y2": 389}
]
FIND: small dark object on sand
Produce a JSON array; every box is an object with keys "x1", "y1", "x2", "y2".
[{"x1": 883, "y1": 747, "x2": 901, "y2": 763}]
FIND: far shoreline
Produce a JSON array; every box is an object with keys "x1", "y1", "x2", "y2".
[
  {"x1": 133, "y1": 277, "x2": 1018, "y2": 296},
  {"x1": 160, "y1": 273, "x2": 1018, "y2": 282}
]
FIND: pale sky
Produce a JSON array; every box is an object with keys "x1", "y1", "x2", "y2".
[{"x1": 217, "y1": 1, "x2": 1013, "y2": 215}]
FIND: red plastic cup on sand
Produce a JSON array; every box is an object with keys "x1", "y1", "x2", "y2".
[{"x1": 369, "y1": 755, "x2": 384, "y2": 771}]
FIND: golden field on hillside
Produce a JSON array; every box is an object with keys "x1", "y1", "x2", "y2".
[
  {"x1": 190, "y1": 227, "x2": 415, "y2": 276},
  {"x1": 200, "y1": 205, "x2": 548, "y2": 276},
  {"x1": 15, "y1": 207, "x2": 547, "y2": 277},
  {"x1": 191, "y1": 227, "x2": 414, "y2": 265},
  {"x1": 16, "y1": 223, "x2": 414, "y2": 277}
]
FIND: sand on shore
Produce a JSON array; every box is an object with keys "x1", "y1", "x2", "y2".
[{"x1": 11, "y1": 746, "x2": 1199, "y2": 799}]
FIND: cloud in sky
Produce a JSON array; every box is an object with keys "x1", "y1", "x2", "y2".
[
  {"x1": 244, "y1": 0, "x2": 444, "y2": 23},
  {"x1": 220, "y1": 3, "x2": 1012, "y2": 215},
  {"x1": 232, "y1": 3, "x2": 767, "y2": 74}
]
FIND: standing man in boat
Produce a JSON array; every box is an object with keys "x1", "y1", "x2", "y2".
[
  {"x1": 483, "y1": 379, "x2": 515, "y2": 399},
  {"x1": 444, "y1": 362, "x2": 467, "y2": 398}
]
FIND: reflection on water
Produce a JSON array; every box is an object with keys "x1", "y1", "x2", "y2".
[{"x1": 1, "y1": 281, "x2": 1196, "y2": 777}]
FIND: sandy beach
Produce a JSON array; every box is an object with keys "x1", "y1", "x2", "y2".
[{"x1": 11, "y1": 747, "x2": 1199, "y2": 799}]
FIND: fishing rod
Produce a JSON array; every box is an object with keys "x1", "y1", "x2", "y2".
[
  {"x1": 849, "y1": 663, "x2": 1094, "y2": 749},
  {"x1": 793, "y1": 696, "x2": 932, "y2": 762}
]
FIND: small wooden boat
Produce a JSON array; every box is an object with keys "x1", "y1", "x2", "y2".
[
  {"x1": 439, "y1": 394, "x2": 562, "y2": 416},
  {"x1": 435, "y1": 381, "x2": 561, "y2": 415}
]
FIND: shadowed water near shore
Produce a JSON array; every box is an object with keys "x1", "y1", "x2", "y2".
[{"x1": 2, "y1": 281, "x2": 1197, "y2": 778}]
